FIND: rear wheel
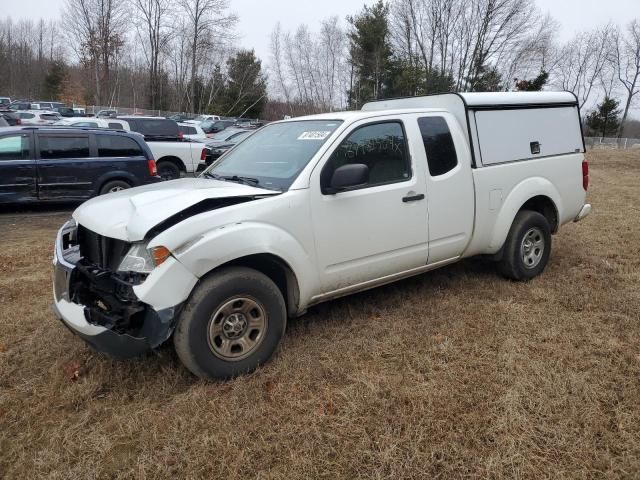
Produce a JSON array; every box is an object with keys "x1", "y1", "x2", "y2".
[
  {"x1": 157, "y1": 161, "x2": 181, "y2": 181},
  {"x1": 499, "y1": 210, "x2": 551, "y2": 281},
  {"x1": 99, "y1": 179, "x2": 131, "y2": 195},
  {"x1": 174, "y1": 267, "x2": 287, "y2": 380}
]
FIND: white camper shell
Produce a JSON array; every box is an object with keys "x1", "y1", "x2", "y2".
[{"x1": 362, "y1": 91, "x2": 585, "y2": 167}]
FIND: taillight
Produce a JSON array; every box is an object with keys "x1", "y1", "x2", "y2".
[
  {"x1": 200, "y1": 148, "x2": 207, "y2": 161},
  {"x1": 148, "y1": 159, "x2": 157, "y2": 176},
  {"x1": 178, "y1": 131, "x2": 184, "y2": 139},
  {"x1": 582, "y1": 159, "x2": 589, "y2": 191},
  {"x1": 16, "y1": 118, "x2": 21, "y2": 125}
]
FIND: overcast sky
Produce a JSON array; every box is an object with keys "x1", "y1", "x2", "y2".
[{"x1": 3, "y1": 0, "x2": 638, "y2": 63}]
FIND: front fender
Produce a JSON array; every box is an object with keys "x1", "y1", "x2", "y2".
[
  {"x1": 163, "y1": 222, "x2": 317, "y2": 304},
  {"x1": 489, "y1": 177, "x2": 562, "y2": 252}
]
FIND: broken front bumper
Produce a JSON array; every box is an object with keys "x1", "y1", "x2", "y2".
[{"x1": 52, "y1": 221, "x2": 180, "y2": 359}]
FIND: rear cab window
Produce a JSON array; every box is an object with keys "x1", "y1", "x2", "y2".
[
  {"x1": 97, "y1": 135, "x2": 144, "y2": 157},
  {"x1": 39, "y1": 135, "x2": 90, "y2": 159},
  {"x1": 417, "y1": 116, "x2": 458, "y2": 176}
]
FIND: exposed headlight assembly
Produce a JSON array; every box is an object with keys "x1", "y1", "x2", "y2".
[{"x1": 118, "y1": 243, "x2": 171, "y2": 273}]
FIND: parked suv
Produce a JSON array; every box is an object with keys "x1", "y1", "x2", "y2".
[{"x1": 0, "y1": 127, "x2": 159, "y2": 203}]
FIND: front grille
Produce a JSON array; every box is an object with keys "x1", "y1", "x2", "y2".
[{"x1": 77, "y1": 225, "x2": 131, "y2": 271}]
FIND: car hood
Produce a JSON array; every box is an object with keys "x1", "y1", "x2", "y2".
[{"x1": 73, "y1": 178, "x2": 280, "y2": 242}]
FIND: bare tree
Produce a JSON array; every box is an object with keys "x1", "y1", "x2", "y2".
[
  {"x1": 177, "y1": 0, "x2": 237, "y2": 112},
  {"x1": 130, "y1": 0, "x2": 173, "y2": 110},
  {"x1": 63, "y1": 0, "x2": 127, "y2": 105},
  {"x1": 555, "y1": 25, "x2": 614, "y2": 109},
  {"x1": 613, "y1": 20, "x2": 640, "y2": 136}
]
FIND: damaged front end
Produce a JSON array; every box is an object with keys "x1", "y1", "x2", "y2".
[{"x1": 53, "y1": 220, "x2": 181, "y2": 358}]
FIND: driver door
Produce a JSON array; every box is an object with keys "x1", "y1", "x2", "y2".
[{"x1": 309, "y1": 117, "x2": 429, "y2": 294}]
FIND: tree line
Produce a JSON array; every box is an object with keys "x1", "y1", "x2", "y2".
[{"x1": 0, "y1": 0, "x2": 638, "y2": 132}]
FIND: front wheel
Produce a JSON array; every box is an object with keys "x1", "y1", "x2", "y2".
[
  {"x1": 173, "y1": 267, "x2": 287, "y2": 380},
  {"x1": 499, "y1": 210, "x2": 551, "y2": 281}
]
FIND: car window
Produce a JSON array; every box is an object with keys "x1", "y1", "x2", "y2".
[
  {"x1": 20, "y1": 113, "x2": 35, "y2": 119},
  {"x1": 179, "y1": 125, "x2": 197, "y2": 135},
  {"x1": 128, "y1": 119, "x2": 178, "y2": 137},
  {"x1": 41, "y1": 114, "x2": 60, "y2": 121},
  {"x1": 108, "y1": 122, "x2": 124, "y2": 129},
  {"x1": 97, "y1": 135, "x2": 144, "y2": 157},
  {"x1": 418, "y1": 117, "x2": 458, "y2": 176},
  {"x1": 39, "y1": 136, "x2": 90, "y2": 159},
  {"x1": 322, "y1": 121, "x2": 411, "y2": 190},
  {"x1": 0, "y1": 135, "x2": 29, "y2": 161},
  {"x1": 73, "y1": 122, "x2": 99, "y2": 128}
]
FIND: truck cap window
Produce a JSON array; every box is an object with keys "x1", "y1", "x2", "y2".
[
  {"x1": 0, "y1": 135, "x2": 29, "y2": 161},
  {"x1": 322, "y1": 121, "x2": 410, "y2": 191},
  {"x1": 40, "y1": 136, "x2": 90, "y2": 159},
  {"x1": 203, "y1": 120, "x2": 342, "y2": 191},
  {"x1": 418, "y1": 116, "x2": 458, "y2": 176},
  {"x1": 97, "y1": 135, "x2": 143, "y2": 157}
]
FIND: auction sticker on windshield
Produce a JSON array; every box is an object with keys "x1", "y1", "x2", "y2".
[{"x1": 298, "y1": 131, "x2": 331, "y2": 140}]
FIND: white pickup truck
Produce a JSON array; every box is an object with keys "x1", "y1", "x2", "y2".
[
  {"x1": 53, "y1": 92, "x2": 591, "y2": 379},
  {"x1": 118, "y1": 116, "x2": 207, "y2": 179}
]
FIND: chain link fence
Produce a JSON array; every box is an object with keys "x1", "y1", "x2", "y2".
[
  {"x1": 80, "y1": 105, "x2": 196, "y2": 119},
  {"x1": 585, "y1": 137, "x2": 640, "y2": 150}
]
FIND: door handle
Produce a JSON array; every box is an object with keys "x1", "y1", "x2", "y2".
[{"x1": 402, "y1": 193, "x2": 425, "y2": 203}]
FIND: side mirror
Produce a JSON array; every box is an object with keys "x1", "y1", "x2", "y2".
[{"x1": 325, "y1": 164, "x2": 369, "y2": 194}]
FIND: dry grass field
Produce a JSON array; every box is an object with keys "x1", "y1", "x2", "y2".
[{"x1": 0, "y1": 149, "x2": 639, "y2": 479}]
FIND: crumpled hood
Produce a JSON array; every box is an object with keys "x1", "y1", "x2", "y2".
[{"x1": 73, "y1": 178, "x2": 279, "y2": 241}]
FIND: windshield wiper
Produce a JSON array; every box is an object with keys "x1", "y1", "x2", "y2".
[{"x1": 220, "y1": 175, "x2": 260, "y2": 186}]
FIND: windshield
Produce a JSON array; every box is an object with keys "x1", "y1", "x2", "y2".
[{"x1": 202, "y1": 120, "x2": 342, "y2": 191}]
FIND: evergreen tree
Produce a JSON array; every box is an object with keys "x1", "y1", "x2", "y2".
[
  {"x1": 43, "y1": 61, "x2": 67, "y2": 100},
  {"x1": 515, "y1": 71, "x2": 549, "y2": 91},
  {"x1": 586, "y1": 97, "x2": 621, "y2": 139},
  {"x1": 216, "y1": 50, "x2": 267, "y2": 118},
  {"x1": 347, "y1": 1, "x2": 393, "y2": 108},
  {"x1": 470, "y1": 64, "x2": 503, "y2": 92}
]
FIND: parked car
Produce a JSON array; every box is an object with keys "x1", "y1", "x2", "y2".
[
  {"x1": 16, "y1": 110, "x2": 61, "y2": 125},
  {"x1": 178, "y1": 122, "x2": 207, "y2": 140},
  {"x1": 201, "y1": 119, "x2": 235, "y2": 135},
  {"x1": 9, "y1": 101, "x2": 34, "y2": 110},
  {"x1": 202, "y1": 130, "x2": 253, "y2": 165},
  {"x1": 31, "y1": 101, "x2": 66, "y2": 111},
  {"x1": 169, "y1": 113, "x2": 193, "y2": 122},
  {"x1": 52, "y1": 91, "x2": 592, "y2": 379},
  {"x1": 55, "y1": 117, "x2": 131, "y2": 130},
  {"x1": 0, "y1": 110, "x2": 21, "y2": 126},
  {"x1": 55, "y1": 107, "x2": 77, "y2": 117},
  {"x1": 0, "y1": 97, "x2": 11, "y2": 108},
  {"x1": 96, "y1": 109, "x2": 118, "y2": 118},
  {"x1": 119, "y1": 116, "x2": 207, "y2": 179},
  {"x1": 0, "y1": 126, "x2": 159, "y2": 203},
  {"x1": 73, "y1": 107, "x2": 86, "y2": 116},
  {"x1": 187, "y1": 114, "x2": 221, "y2": 125}
]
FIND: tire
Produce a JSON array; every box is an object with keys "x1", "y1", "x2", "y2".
[
  {"x1": 157, "y1": 161, "x2": 181, "y2": 181},
  {"x1": 499, "y1": 210, "x2": 552, "y2": 281},
  {"x1": 174, "y1": 267, "x2": 287, "y2": 380},
  {"x1": 99, "y1": 179, "x2": 131, "y2": 195}
]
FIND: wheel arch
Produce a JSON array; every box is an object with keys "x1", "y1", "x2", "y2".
[
  {"x1": 156, "y1": 155, "x2": 186, "y2": 172},
  {"x1": 201, "y1": 253, "x2": 301, "y2": 318},
  {"x1": 489, "y1": 177, "x2": 562, "y2": 253}
]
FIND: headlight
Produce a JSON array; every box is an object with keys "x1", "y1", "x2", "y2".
[{"x1": 118, "y1": 243, "x2": 171, "y2": 273}]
